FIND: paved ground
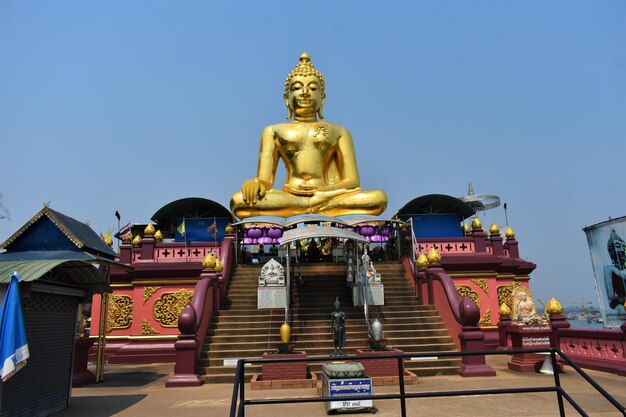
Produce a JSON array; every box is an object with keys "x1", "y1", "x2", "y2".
[{"x1": 57, "y1": 356, "x2": 625, "y2": 417}]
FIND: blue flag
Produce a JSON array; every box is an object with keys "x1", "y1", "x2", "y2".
[{"x1": 0, "y1": 273, "x2": 30, "y2": 381}]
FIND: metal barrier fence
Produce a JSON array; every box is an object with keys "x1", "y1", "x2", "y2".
[{"x1": 229, "y1": 348, "x2": 625, "y2": 417}]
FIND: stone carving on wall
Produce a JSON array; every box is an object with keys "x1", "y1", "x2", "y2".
[
  {"x1": 153, "y1": 289, "x2": 194, "y2": 327},
  {"x1": 258, "y1": 259, "x2": 285, "y2": 286},
  {"x1": 143, "y1": 286, "x2": 161, "y2": 304},
  {"x1": 107, "y1": 294, "x2": 133, "y2": 333},
  {"x1": 142, "y1": 318, "x2": 160, "y2": 335},
  {"x1": 456, "y1": 285, "x2": 480, "y2": 308}
]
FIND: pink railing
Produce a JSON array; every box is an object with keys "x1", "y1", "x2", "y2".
[{"x1": 557, "y1": 326, "x2": 626, "y2": 376}]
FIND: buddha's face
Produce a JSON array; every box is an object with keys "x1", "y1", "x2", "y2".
[{"x1": 286, "y1": 75, "x2": 323, "y2": 116}]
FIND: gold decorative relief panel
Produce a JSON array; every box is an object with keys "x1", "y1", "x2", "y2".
[
  {"x1": 107, "y1": 294, "x2": 133, "y2": 333},
  {"x1": 142, "y1": 318, "x2": 160, "y2": 335},
  {"x1": 153, "y1": 289, "x2": 194, "y2": 327},
  {"x1": 455, "y1": 285, "x2": 480, "y2": 309},
  {"x1": 471, "y1": 278, "x2": 489, "y2": 294},
  {"x1": 497, "y1": 282, "x2": 521, "y2": 309},
  {"x1": 479, "y1": 308, "x2": 492, "y2": 326},
  {"x1": 143, "y1": 286, "x2": 160, "y2": 304}
]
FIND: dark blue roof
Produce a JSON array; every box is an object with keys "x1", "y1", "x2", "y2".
[{"x1": 0, "y1": 206, "x2": 118, "y2": 260}]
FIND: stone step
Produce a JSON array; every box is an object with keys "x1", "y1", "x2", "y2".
[
  {"x1": 209, "y1": 321, "x2": 448, "y2": 333},
  {"x1": 206, "y1": 328, "x2": 450, "y2": 343},
  {"x1": 211, "y1": 311, "x2": 441, "y2": 323},
  {"x1": 215, "y1": 305, "x2": 431, "y2": 316},
  {"x1": 205, "y1": 336, "x2": 455, "y2": 352},
  {"x1": 203, "y1": 343, "x2": 457, "y2": 361},
  {"x1": 201, "y1": 260, "x2": 460, "y2": 383}
]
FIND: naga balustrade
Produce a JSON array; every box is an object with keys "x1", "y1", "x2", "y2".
[{"x1": 166, "y1": 234, "x2": 236, "y2": 387}]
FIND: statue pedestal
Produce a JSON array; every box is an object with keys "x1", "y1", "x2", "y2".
[
  {"x1": 506, "y1": 323, "x2": 552, "y2": 372},
  {"x1": 262, "y1": 351, "x2": 307, "y2": 380}
]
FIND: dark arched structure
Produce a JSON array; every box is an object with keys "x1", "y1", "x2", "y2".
[
  {"x1": 151, "y1": 198, "x2": 234, "y2": 239},
  {"x1": 395, "y1": 194, "x2": 475, "y2": 218},
  {"x1": 395, "y1": 194, "x2": 475, "y2": 239}
]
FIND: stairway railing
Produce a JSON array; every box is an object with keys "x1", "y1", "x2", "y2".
[{"x1": 166, "y1": 234, "x2": 236, "y2": 387}]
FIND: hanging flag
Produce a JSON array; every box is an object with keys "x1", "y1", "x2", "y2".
[
  {"x1": 115, "y1": 210, "x2": 121, "y2": 221},
  {"x1": 207, "y1": 221, "x2": 217, "y2": 239},
  {"x1": 118, "y1": 222, "x2": 131, "y2": 238},
  {"x1": 0, "y1": 273, "x2": 30, "y2": 381},
  {"x1": 177, "y1": 219, "x2": 186, "y2": 237}
]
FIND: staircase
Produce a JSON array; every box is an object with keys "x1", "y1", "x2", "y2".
[{"x1": 200, "y1": 261, "x2": 459, "y2": 383}]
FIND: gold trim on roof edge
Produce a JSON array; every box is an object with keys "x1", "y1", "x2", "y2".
[{"x1": 0, "y1": 206, "x2": 84, "y2": 249}]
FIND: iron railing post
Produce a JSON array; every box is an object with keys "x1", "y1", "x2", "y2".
[
  {"x1": 550, "y1": 349, "x2": 565, "y2": 417},
  {"x1": 238, "y1": 359, "x2": 246, "y2": 417},
  {"x1": 397, "y1": 355, "x2": 407, "y2": 417}
]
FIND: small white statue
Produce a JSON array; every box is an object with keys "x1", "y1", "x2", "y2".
[{"x1": 258, "y1": 259, "x2": 285, "y2": 286}]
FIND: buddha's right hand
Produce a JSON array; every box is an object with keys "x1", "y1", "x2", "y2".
[{"x1": 242, "y1": 178, "x2": 267, "y2": 205}]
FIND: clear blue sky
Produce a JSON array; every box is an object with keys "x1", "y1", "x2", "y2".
[{"x1": 1, "y1": 1, "x2": 625, "y2": 308}]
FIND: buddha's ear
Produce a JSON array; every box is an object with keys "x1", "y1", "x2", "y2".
[
  {"x1": 284, "y1": 94, "x2": 293, "y2": 119},
  {"x1": 317, "y1": 97, "x2": 325, "y2": 120}
]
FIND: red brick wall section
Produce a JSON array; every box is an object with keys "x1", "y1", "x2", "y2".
[
  {"x1": 262, "y1": 352, "x2": 307, "y2": 381},
  {"x1": 356, "y1": 349, "x2": 405, "y2": 377}
]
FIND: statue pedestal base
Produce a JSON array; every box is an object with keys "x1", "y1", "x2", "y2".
[
  {"x1": 262, "y1": 351, "x2": 307, "y2": 380},
  {"x1": 506, "y1": 323, "x2": 552, "y2": 372}
]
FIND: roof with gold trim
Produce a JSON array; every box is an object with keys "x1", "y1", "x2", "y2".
[{"x1": 0, "y1": 206, "x2": 117, "y2": 259}]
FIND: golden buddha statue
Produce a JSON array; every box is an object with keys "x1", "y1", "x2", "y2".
[{"x1": 230, "y1": 53, "x2": 388, "y2": 218}]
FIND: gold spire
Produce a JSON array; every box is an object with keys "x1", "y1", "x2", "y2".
[
  {"x1": 545, "y1": 298, "x2": 563, "y2": 315},
  {"x1": 471, "y1": 217, "x2": 482, "y2": 230},
  {"x1": 214, "y1": 259, "x2": 224, "y2": 273},
  {"x1": 505, "y1": 227, "x2": 516, "y2": 239},
  {"x1": 417, "y1": 253, "x2": 429, "y2": 268},
  {"x1": 144, "y1": 224, "x2": 155, "y2": 235},
  {"x1": 154, "y1": 230, "x2": 163, "y2": 243},
  {"x1": 427, "y1": 247, "x2": 441, "y2": 264},
  {"x1": 202, "y1": 253, "x2": 217, "y2": 270},
  {"x1": 498, "y1": 302, "x2": 512, "y2": 317},
  {"x1": 489, "y1": 223, "x2": 500, "y2": 235},
  {"x1": 462, "y1": 223, "x2": 471, "y2": 235},
  {"x1": 284, "y1": 52, "x2": 326, "y2": 99},
  {"x1": 132, "y1": 235, "x2": 142, "y2": 247}
]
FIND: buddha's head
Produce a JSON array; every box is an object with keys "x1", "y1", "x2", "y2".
[
  {"x1": 284, "y1": 52, "x2": 326, "y2": 120},
  {"x1": 607, "y1": 229, "x2": 626, "y2": 270}
]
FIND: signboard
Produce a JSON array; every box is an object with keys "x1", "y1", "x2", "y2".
[
  {"x1": 322, "y1": 374, "x2": 373, "y2": 412},
  {"x1": 521, "y1": 335, "x2": 551, "y2": 349},
  {"x1": 257, "y1": 286, "x2": 286, "y2": 309},
  {"x1": 583, "y1": 216, "x2": 626, "y2": 328}
]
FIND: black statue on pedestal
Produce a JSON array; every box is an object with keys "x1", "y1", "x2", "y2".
[{"x1": 331, "y1": 297, "x2": 346, "y2": 357}]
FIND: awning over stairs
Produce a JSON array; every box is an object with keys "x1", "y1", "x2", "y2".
[{"x1": 279, "y1": 225, "x2": 369, "y2": 246}]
